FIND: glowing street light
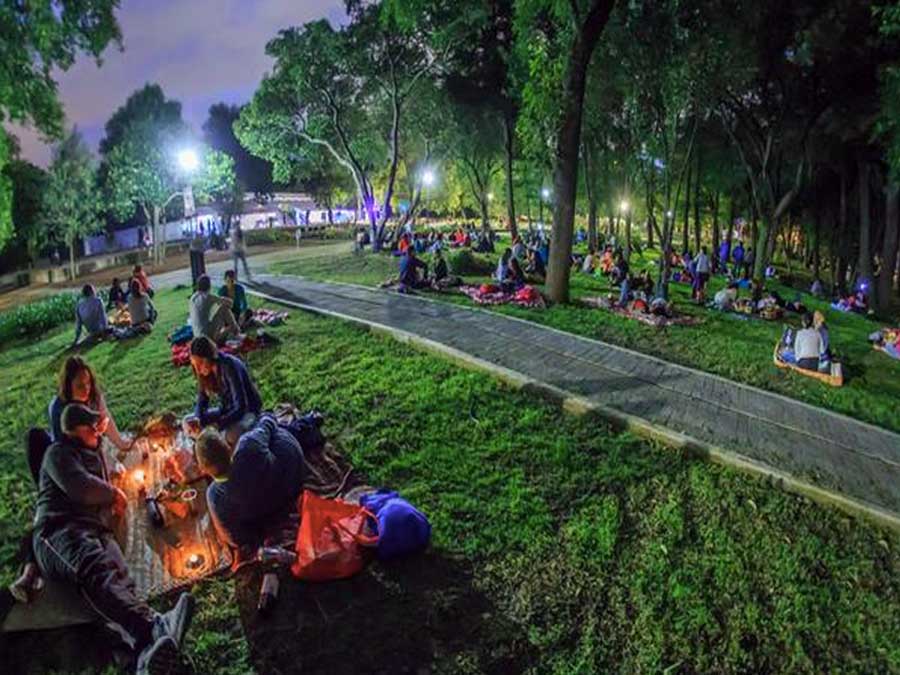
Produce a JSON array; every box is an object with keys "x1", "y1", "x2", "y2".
[
  {"x1": 541, "y1": 187, "x2": 551, "y2": 201},
  {"x1": 619, "y1": 200, "x2": 630, "y2": 213},
  {"x1": 422, "y1": 169, "x2": 436, "y2": 187},
  {"x1": 487, "y1": 192, "x2": 495, "y2": 201},
  {"x1": 177, "y1": 149, "x2": 199, "y2": 173},
  {"x1": 666, "y1": 210, "x2": 674, "y2": 220}
]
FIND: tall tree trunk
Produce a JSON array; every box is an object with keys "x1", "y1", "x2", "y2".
[
  {"x1": 711, "y1": 192, "x2": 720, "y2": 270},
  {"x1": 68, "y1": 237, "x2": 76, "y2": 280},
  {"x1": 812, "y1": 209, "x2": 821, "y2": 281},
  {"x1": 503, "y1": 113, "x2": 518, "y2": 239},
  {"x1": 376, "y1": 94, "x2": 402, "y2": 248},
  {"x1": 588, "y1": 199, "x2": 598, "y2": 250},
  {"x1": 545, "y1": 0, "x2": 615, "y2": 304},
  {"x1": 878, "y1": 183, "x2": 899, "y2": 312},
  {"x1": 726, "y1": 193, "x2": 735, "y2": 248},
  {"x1": 152, "y1": 205, "x2": 162, "y2": 265},
  {"x1": 682, "y1": 159, "x2": 691, "y2": 254},
  {"x1": 857, "y1": 159, "x2": 873, "y2": 283},
  {"x1": 693, "y1": 149, "x2": 702, "y2": 252},
  {"x1": 837, "y1": 166, "x2": 850, "y2": 292}
]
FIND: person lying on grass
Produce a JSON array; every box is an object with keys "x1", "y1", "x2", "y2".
[
  {"x1": 33, "y1": 403, "x2": 195, "y2": 674},
  {"x1": 184, "y1": 336, "x2": 262, "y2": 446},
  {"x1": 127, "y1": 279, "x2": 157, "y2": 330},
  {"x1": 72, "y1": 284, "x2": 111, "y2": 348},
  {"x1": 189, "y1": 274, "x2": 240, "y2": 344},
  {"x1": 196, "y1": 416, "x2": 306, "y2": 556}
]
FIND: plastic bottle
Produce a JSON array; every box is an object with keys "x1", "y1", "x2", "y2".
[
  {"x1": 257, "y1": 572, "x2": 279, "y2": 615},
  {"x1": 256, "y1": 547, "x2": 297, "y2": 565}
]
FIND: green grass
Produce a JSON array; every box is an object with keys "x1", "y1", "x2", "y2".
[
  {"x1": 0, "y1": 288, "x2": 898, "y2": 673},
  {"x1": 271, "y1": 245, "x2": 900, "y2": 433}
]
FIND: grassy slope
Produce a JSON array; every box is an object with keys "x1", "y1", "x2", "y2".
[
  {"x1": 0, "y1": 290, "x2": 898, "y2": 673},
  {"x1": 271, "y1": 246, "x2": 900, "y2": 434}
]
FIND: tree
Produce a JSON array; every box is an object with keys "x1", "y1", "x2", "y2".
[
  {"x1": 449, "y1": 103, "x2": 504, "y2": 230},
  {"x1": 5, "y1": 157, "x2": 49, "y2": 265},
  {"x1": 40, "y1": 130, "x2": 104, "y2": 279},
  {"x1": 203, "y1": 103, "x2": 274, "y2": 194},
  {"x1": 0, "y1": 0, "x2": 120, "y2": 253},
  {"x1": 516, "y1": 0, "x2": 617, "y2": 303}
]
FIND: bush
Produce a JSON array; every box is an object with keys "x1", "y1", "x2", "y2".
[
  {"x1": 245, "y1": 229, "x2": 295, "y2": 246},
  {"x1": 448, "y1": 249, "x2": 496, "y2": 276},
  {"x1": 0, "y1": 292, "x2": 81, "y2": 342}
]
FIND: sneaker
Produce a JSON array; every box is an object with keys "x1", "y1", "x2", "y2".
[
  {"x1": 154, "y1": 592, "x2": 195, "y2": 647},
  {"x1": 135, "y1": 635, "x2": 189, "y2": 675}
]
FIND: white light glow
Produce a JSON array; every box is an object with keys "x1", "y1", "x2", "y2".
[
  {"x1": 422, "y1": 169, "x2": 436, "y2": 187},
  {"x1": 620, "y1": 201, "x2": 630, "y2": 213},
  {"x1": 666, "y1": 210, "x2": 674, "y2": 219},
  {"x1": 178, "y1": 149, "x2": 199, "y2": 172},
  {"x1": 487, "y1": 192, "x2": 495, "y2": 201},
  {"x1": 541, "y1": 188, "x2": 551, "y2": 200}
]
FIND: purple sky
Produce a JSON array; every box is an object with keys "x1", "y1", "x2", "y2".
[{"x1": 8, "y1": 0, "x2": 346, "y2": 167}]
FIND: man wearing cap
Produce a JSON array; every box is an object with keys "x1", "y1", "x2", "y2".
[{"x1": 32, "y1": 403, "x2": 194, "y2": 673}]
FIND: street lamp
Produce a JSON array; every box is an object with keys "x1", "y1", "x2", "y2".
[
  {"x1": 178, "y1": 148, "x2": 199, "y2": 173},
  {"x1": 487, "y1": 192, "x2": 494, "y2": 201},
  {"x1": 619, "y1": 200, "x2": 630, "y2": 213},
  {"x1": 422, "y1": 169, "x2": 436, "y2": 187},
  {"x1": 541, "y1": 187, "x2": 551, "y2": 201}
]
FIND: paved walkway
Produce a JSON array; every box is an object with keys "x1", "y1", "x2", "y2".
[{"x1": 249, "y1": 273, "x2": 900, "y2": 522}]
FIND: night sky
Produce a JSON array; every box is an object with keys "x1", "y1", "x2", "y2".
[{"x1": 9, "y1": 0, "x2": 346, "y2": 167}]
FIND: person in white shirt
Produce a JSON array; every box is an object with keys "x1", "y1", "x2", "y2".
[
  {"x1": 72, "y1": 285, "x2": 109, "y2": 347},
  {"x1": 127, "y1": 279, "x2": 156, "y2": 328},
  {"x1": 793, "y1": 313, "x2": 823, "y2": 371},
  {"x1": 189, "y1": 275, "x2": 240, "y2": 343},
  {"x1": 693, "y1": 246, "x2": 711, "y2": 302},
  {"x1": 582, "y1": 248, "x2": 596, "y2": 274}
]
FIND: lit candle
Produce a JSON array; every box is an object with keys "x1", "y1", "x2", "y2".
[
  {"x1": 134, "y1": 469, "x2": 145, "y2": 483},
  {"x1": 186, "y1": 553, "x2": 204, "y2": 570}
]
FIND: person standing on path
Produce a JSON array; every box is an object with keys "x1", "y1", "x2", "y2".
[
  {"x1": 189, "y1": 228, "x2": 207, "y2": 289},
  {"x1": 231, "y1": 223, "x2": 252, "y2": 282}
]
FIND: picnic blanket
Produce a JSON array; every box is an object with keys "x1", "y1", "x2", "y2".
[
  {"x1": 580, "y1": 296, "x2": 701, "y2": 328},
  {"x1": 459, "y1": 284, "x2": 546, "y2": 309},
  {"x1": 773, "y1": 342, "x2": 844, "y2": 387},
  {"x1": 170, "y1": 331, "x2": 280, "y2": 367}
]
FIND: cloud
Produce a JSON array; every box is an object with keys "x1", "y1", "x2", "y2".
[{"x1": 7, "y1": 0, "x2": 345, "y2": 166}]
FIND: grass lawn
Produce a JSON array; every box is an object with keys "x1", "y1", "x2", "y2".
[
  {"x1": 270, "y1": 244, "x2": 900, "y2": 434},
  {"x1": 0, "y1": 288, "x2": 898, "y2": 673}
]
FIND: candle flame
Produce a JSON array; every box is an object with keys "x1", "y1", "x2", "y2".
[{"x1": 134, "y1": 469, "x2": 145, "y2": 482}]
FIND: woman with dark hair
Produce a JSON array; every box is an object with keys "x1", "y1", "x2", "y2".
[
  {"x1": 185, "y1": 337, "x2": 262, "y2": 444},
  {"x1": 48, "y1": 356, "x2": 131, "y2": 451},
  {"x1": 127, "y1": 279, "x2": 157, "y2": 328}
]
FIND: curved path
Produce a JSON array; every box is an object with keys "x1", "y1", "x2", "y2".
[{"x1": 248, "y1": 273, "x2": 900, "y2": 527}]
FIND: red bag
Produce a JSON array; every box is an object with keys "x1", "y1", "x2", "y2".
[
  {"x1": 291, "y1": 490, "x2": 378, "y2": 581},
  {"x1": 479, "y1": 283, "x2": 500, "y2": 294}
]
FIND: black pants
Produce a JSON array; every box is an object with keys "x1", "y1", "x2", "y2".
[
  {"x1": 33, "y1": 525, "x2": 155, "y2": 649},
  {"x1": 796, "y1": 357, "x2": 819, "y2": 371},
  {"x1": 190, "y1": 250, "x2": 206, "y2": 287}
]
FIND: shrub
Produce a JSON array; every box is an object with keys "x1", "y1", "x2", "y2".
[
  {"x1": 0, "y1": 292, "x2": 81, "y2": 342},
  {"x1": 448, "y1": 249, "x2": 496, "y2": 276}
]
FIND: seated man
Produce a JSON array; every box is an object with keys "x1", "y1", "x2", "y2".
[
  {"x1": 32, "y1": 403, "x2": 194, "y2": 671},
  {"x1": 73, "y1": 284, "x2": 110, "y2": 348},
  {"x1": 106, "y1": 278, "x2": 127, "y2": 310},
  {"x1": 196, "y1": 415, "x2": 306, "y2": 551},
  {"x1": 398, "y1": 248, "x2": 428, "y2": 290},
  {"x1": 218, "y1": 270, "x2": 250, "y2": 326},
  {"x1": 189, "y1": 274, "x2": 240, "y2": 343}
]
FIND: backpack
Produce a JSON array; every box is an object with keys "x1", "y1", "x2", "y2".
[{"x1": 359, "y1": 490, "x2": 431, "y2": 560}]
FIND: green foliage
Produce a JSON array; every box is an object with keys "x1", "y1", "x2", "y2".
[
  {"x1": 0, "y1": 130, "x2": 12, "y2": 252},
  {"x1": 0, "y1": 287, "x2": 897, "y2": 672},
  {"x1": 0, "y1": 292, "x2": 79, "y2": 341},
  {"x1": 40, "y1": 130, "x2": 104, "y2": 272},
  {"x1": 192, "y1": 149, "x2": 237, "y2": 206},
  {"x1": 99, "y1": 83, "x2": 182, "y2": 157},
  {"x1": 448, "y1": 248, "x2": 495, "y2": 276},
  {"x1": 5, "y1": 157, "x2": 49, "y2": 263}
]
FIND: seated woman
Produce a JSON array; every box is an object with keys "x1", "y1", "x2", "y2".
[
  {"x1": 610, "y1": 252, "x2": 630, "y2": 286},
  {"x1": 218, "y1": 270, "x2": 251, "y2": 327},
  {"x1": 814, "y1": 310, "x2": 832, "y2": 365},
  {"x1": 106, "y1": 278, "x2": 127, "y2": 310},
  {"x1": 196, "y1": 416, "x2": 305, "y2": 552},
  {"x1": 713, "y1": 282, "x2": 739, "y2": 311},
  {"x1": 398, "y1": 248, "x2": 429, "y2": 291},
  {"x1": 581, "y1": 247, "x2": 596, "y2": 274},
  {"x1": 127, "y1": 279, "x2": 157, "y2": 330},
  {"x1": 131, "y1": 264, "x2": 154, "y2": 298},
  {"x1": 495, "y1": 248, "x2": 513, "y2": 283},
  {"x1": 48, "y1": 356, "x2": 133, "y2": 453},
  {"x1": 526, "y1": 247, "x2": 546, "y2": 280},
  {"x1": 793, "y1": 313, "x2": 823, "y2": 371},
  {"x1": 186, "y1": 336, "x2": 263, "y2": 444},
  {"x1": 431, "y1": 248, "x2": 449, "y2": 283},
  {"x1": 501, "y1": 257, "x2": 527, "y2": 294}
]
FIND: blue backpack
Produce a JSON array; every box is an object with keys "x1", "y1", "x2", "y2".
[{"x1": 360, "y1": 490, "x2": 431, "y2": 560}]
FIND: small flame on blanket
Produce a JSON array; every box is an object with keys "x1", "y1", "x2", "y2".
[
  {"x1": 133, "y1": 469, "x2": 145, "y2": 483},
  {"x1": 186, "y1": 553, "x2": 204, "y2": 570}
]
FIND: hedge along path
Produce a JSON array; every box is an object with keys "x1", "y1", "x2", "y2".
[{"x1": 247, "y1": 273, "x2": 900, "y2": 533}]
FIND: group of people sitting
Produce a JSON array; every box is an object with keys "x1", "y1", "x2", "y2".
[
  {"x1": 72, "y1": 266, "x2": 157, "y2": 347},
  {"x1": 13, "y1": 331, "x2": 310, "y2": 671},
  {"x1": 717, "y1": 240, "x2": 755, "y2": 278},
  {"x1": 188, "y1": 272, "x2": 252, "y2": 343}
]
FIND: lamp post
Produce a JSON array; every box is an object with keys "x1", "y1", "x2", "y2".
[
  {"x1": 620, "y1": 200, "x2": 631, "y2": 257},
  {"x1": 539, "y1": 187, "x2": 551, "y2": 228}
]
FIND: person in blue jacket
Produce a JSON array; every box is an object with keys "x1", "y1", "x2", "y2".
[
  {"x1": 185, "y1": 336, "x2": 262, "y2": 443},
  {"x1": 398, "y1": 248, "x2": 428, "y2": 290},
  {"x1": 195, "y1": 415, "x2": 305, "y2": 550}
]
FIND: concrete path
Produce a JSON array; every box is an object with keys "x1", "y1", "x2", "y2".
[{"x1": 249, "y1": 273, "x2": 900, "y2": 525}]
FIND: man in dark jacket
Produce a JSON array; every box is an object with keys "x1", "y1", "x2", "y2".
[
  {"x1": 196, "y1": 415, "x2": 305, "y2": 551},
  {"x1": 193, "y1": 351, "x2": 262, "y2": 433},
  {"x1": 32, "y1": 403, "x2": 194, "y2": 673},
  {"x1": 398, "y1": 249, "x2": 428, "y2": 290}
]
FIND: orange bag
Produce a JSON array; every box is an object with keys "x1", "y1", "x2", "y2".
[{"x1": 291, "y1": 490, "x2": 378, "y2": 581}]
